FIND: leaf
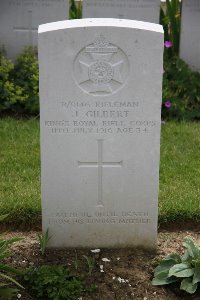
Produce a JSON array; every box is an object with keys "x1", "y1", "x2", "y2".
[
  {"x1": 38, "y1": 229, "x2": 51, "y2": 256},
  {"x1": 0, "y1": 287, "x2": 19, "y2": 297},
  {"x1": 180, "y1": 278, "x2": 198, "y2": 294},
  {"x1": 0, "y1": 237, "x2": 23, "y2": 252},
  {"x1": 0, "y1": 264, "x2": 22, "y2": 274},
  {"x1": 154, "y1": 259, "x2": 177, "y2": 277},
  {"x1": 166, "y1": 0, "x2": 180, "y2": 54},
  {"x1": 0, "y1": 251, "x2": 11, "y2": 260},
  {"x1": 168, "y1": 263, "x2": 194, "y2": 278},
  {"x1": 0, "y1": 283, "x2": 9, "y2": 287},
  {"x1": 182, "y1": 250, "x2": 193, "y2": 263},
  {"x1": 152, "y1": 272, "x2": 179, "y2": 286},
  {"x1": 165, "y1": 253, "x2": 182, "y2": 263},
  {"x1": 0, "y1": 214, "x2": 9, "y2": 222},
  {"x1": 183, "y1": 238, "x2": 200, "y2": 259},
  {"x1": 193, "y1": 261, "x2": 200, "y2": 284},
  {"x1": 0, "y1": 273, "x2": 24, "y2": 289},
  {"x1": 4, "y1": 237, "x2": 23, "y2": 245},
  {"x1": 154, "y1": 253, "x2": 181, "y2": 277}
]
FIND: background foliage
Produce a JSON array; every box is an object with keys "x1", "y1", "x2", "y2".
[
  {"x1": 160, "y1": 0, "x2": 200, "y2": 120},
  {"x1": 160, "y1": 0, "x2": 181, "y2": 56},
  {"x1": 12, "y1": 47, "x2": 39, "y2": 114},
  {"x1": 162, "y1": 55, "x2": 200, "y2": 121},
  {"x1": 0, "y1": 0, "x2": 200, "y2": 120},
  {"x1": 0, "y1": 49, "x2": 27, "y2": 112},
  {"x1": 70, "y1": 0, "x2": 82, "y2": 19},
  {"x1": 0, "y1": 47, "x2": 39, "y2": 115}
]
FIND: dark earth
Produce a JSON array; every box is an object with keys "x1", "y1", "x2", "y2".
[{"x1": 2, "y1": 228, "x2": 200, "y2": 300}]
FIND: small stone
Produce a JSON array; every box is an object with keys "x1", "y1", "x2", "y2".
[
  {"x1": 100, "y1": 265, "x2": 104, "y2": 272},
  {"x1": 102, "y1": 258, "x2": 111, "y2": 262},
  {"x1": 118, "y1": 277, "x2": 125, "y2": 283},
  {"x1": 91, "y1": 249, "x2": 100, "y2": 253}
]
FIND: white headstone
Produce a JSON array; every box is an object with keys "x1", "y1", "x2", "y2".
[
  {"x1": 39, "y1": 18, "x2": 164, "y2": 249},
  {"x1": 82, "y1": 0, "x2": 161, "y2": 23},
  {"x1": 0, "y1": 0, "x2": 69, "y2": 60},
  {"x1": 180, "y1": 0, "x2": 200, "y2": 72}
]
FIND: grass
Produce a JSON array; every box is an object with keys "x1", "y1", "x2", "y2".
[
  {"x1": 0, "y1": 118, "x2": 200, "y2": 226},
  {"x1": 0, "y1": 118, "x2": 40, "y2": 227},
  {"x1": 159, "y1": 122, "x2": 200, "y2": 224}
]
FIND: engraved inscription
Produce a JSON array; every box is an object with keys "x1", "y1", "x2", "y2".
[
  {"x1": 44, "y1": 100, "x2": 155, "y2": 135},
  {"x1": 9, "y1": 0, "x2": 65, "y2": 7},
  {"x1": 48, "y1": 211, "x2": 151, "y2": 225},
  {"x1": 74, "y1": 35, "x2": 129, "y2": 95},
  {"x1": 49, "y1": 218, "x2": 151, "y2": 225},
  {"x1": 78, "y1": 139, "x2": 123, "y2": 207},
  {"x1": 84, "y1": 0, "x2": 158, "y2": 9},
  {"x1": 44, "y1": 107, "x2": 157, "y2": 135}
]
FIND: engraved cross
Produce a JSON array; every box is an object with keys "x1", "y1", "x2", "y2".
[
  {"x1": 13, "y1": 10, "x2": 37, "y2": 46},
  {"x1": 78, "y1": 139, "x2": 123, "y2": 207}
]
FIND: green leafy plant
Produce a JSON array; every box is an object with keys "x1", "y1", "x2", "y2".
[
  {"x1": 0, "y1": 215, "x2": 24, "y2": 298},
  {"x1": 0, "y1": 48, "x2": 27, "y2": 113},
  {"x1": 83, "y1": 255, "x2": 96, "y2": 276},
  {"x1": 0, "y1": 46, "x2": 39, "y2": 115},
  {"x1": 23, "y1": 265, "x2": 92, "y2": 300},
  {"x1": 162, "y1": 56, "x2": 200, "y2": 121},
  {"x1": 0, "y1": 214, "x2": 9, "y2": 221},
  {"x1": 152, "y1": 237, "x2": 200, "y2": 294},
  {"x1": 160, "y1": 0, "x2": 181, "y2": 56},
  {"x1": 12, "y1": 46, "x2": 39, "y2": 114},
  {"x1": 70, "y1": 0, "x2": 82, "y2": 19},
  {"x1": 38, "y1": 229, "x2": 51, "y2": 256},
  {"x1": 73, "y1": 251, "x2": 79, "y2": 271}
]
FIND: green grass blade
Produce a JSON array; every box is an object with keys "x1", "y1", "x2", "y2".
[
  {"x1": 166, "y1": 0, "x2": 180, "y2": 55},
  {"x1": 0, "y1": 214, "x2": 9, "y2": 222},
  {"x1": 0, "y1": 287, "x2": 19, "y2": 297},
  {"x1": 0, "y1": 273, "x2": 24, "y2": 289},
  {"x1": 0, "y1": 264, "x2": 22, "y2": 275}
]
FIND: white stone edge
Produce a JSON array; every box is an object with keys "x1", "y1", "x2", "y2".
[{"x1": 38, "y1": 18, "x2": 163, "y2": 34}]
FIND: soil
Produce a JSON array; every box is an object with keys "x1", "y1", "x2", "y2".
[{"x1": 2, "y1": 230, "x2": 200, "y2": 300}]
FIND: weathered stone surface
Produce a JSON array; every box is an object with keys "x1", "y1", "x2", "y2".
[
  {"x1": 0, "y1": 0, "x2": 69, "y2": 59},
  {"x1": 180, "y1": 0, "x2": 200, "y2": 72},
  {"x1": 39, "y1": 18, "x2": 164, "y2": 249},
  {"x1": 82, "y1": 0, "x2": 160, "y2": 23}
]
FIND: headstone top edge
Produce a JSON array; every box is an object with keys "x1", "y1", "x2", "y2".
[{"x1": 38, "y1": 18, "x2": 164, "y2": 34}]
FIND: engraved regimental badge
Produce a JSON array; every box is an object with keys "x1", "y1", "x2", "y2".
[{"x1": 74, "y1": 35, "x2": 129, "y2": 96}]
